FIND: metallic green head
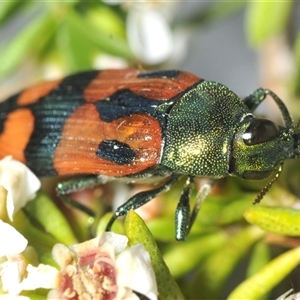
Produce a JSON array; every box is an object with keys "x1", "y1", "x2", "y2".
[{"x1": 229, "y1": 116, "x2": 295, "y2": 179}]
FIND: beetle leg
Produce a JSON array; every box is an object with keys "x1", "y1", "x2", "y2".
[
  {"x1": 189, "y1": 179, "x2": 214, "y2": 232},
  {"x1": 105, "y1": 175, "x2": 180, "y2": 232},
  {"x1": 242, "y1": 88, "x2": 267, "y2": 111},
  {"x1": 175, "y1": 176, "x2": 194, "y2": 241},
  {"x1": 175, "y1": 178, "x2": 214, "y2": 241},
  {"x1": 56, "y1": 175, "x2": 109, "y2": 218},
  {"x1": 242, "y1": 88, "x2": 293, "y2": 128}
]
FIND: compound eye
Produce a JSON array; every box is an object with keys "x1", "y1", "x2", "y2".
[{"x1": 243, "y1": 118, "x2": 279, "y2": 145}]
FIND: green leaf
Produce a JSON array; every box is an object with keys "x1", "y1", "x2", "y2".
[
  {"x1": 244, "y1": 206, "x2": 300, "y2": 236},
  {"x1": 246, "y1": 2, "x2": 293, "y2": 46},
  {"x1": 163, "y1": 232, "x2": 227, "y2": 277},
  {"x1": 12, "y1": 211, "x2": 57, "y2": 248},
  {"x1": 96, "y1": 212, "x2": 124, "y2": 236},
  {"x1": 86, "y1": 4, "x2": 126, "y2": 40},
  {"x1": 147, "y1": 218, "x2": 176, "y2": 241},
  {"x1": 23, "y1": 289, "x2": 48, "y2": 300},
  {"x1": 189, "y1": 226, "x2": 265, "y2": 299},
  {"x1": 228, "y1": 247, "x2": 300, "y2": 300},
  {"x1": 247, "y1": 242, "x2": 270, "y2": 277},
  {"x1": 24, "y1": 191, "x2": 78, "y2": 245},
  {"x1": 0, "y1": 12, "x2": 56, "y2": 78},
  {"x1": 293, "y1": 32, "x2": 300, "y2": 96},
  {"x1": 56, "y1": 11, "x2": 96, "y2": 71},
  {"x1": 125, "y1": 210, "x2": 185, "y2": 300},
  {"x1": 34, "y1": 245, "x2": 58, "y2": 267},
  {"x1": 0, "y1": 1, "x2": 30, "y2": 24},
  {"x1": 67, "y1": 7, "x2": 132, "y2": 59},
  {"x1": 218, "y1": 196, "x2": 254, "y2": 225}
]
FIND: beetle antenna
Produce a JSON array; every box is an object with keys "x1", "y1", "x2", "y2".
[
  {"x1": 253, "y1": 164, "x2": 283, "y2": 204},
  {"x1": 264, "y1": 90, "x2": 294, "y2": 128},
  {"x1": 291, "y1": 119, "x2": 300, "y2": 158}
]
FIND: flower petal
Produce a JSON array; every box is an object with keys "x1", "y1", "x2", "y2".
[
  {"x1": 127, "y1": 8, "x2": 173, "y2": 64},
  {"x1": 19, "y1": 264, "x2": 59, "y2": 290},
  {"x1": 0, "y1": 296, "x2": 30, "y2": 300},
  {"x1": 52, "y1": 243, "x2": 75, "y2": 269},
  {"x1": 0, "y1": 156, "x2": 41, "y2": 221},
  {"x1": 116, "y1": 244, "x2": 158, "y2": 300},
  {"x1": 98, "y1": 232, "x2": 128, "y2": 255},
  {"x1": 0, "y1": 220, "x2": 27, "y2": 257},
  {"x1": 0, "y1": 261, "x2": 22, "y2": 295}
]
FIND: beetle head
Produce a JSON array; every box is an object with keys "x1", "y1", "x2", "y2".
[{"x1": 230, "y1": 115, "x2": 298, "y2": 180}]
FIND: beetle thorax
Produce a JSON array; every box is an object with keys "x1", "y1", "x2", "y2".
[{"x1": 161, "y1": 81, "x2": 249, "y2": 177}]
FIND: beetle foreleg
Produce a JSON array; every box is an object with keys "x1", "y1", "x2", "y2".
[
  {"x1": 56, "y1": 175, "x2": 109, "y2": 219},
  {"x1": 242, "y1": 88, "x2": 267, "y2": 111},
  {"x1": 105, "y1": 175, "x2": 180, "y2": 232},
  {"x1": 242, "y1": 88, "x2": 293, "y2": 128}
]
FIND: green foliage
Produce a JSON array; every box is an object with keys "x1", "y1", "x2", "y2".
[
  {"x1": 0, "y1": 2, "x2": 132, "y2": 78},
  {"x1": 228, "y1": 247, "x2": 300, "y2": 300},
  {"x1": 246, "y1": 2, "x2": 293, "y2": 46},
  {"x1": 125, "y1": 211, "x2": 185, "y2": 300}
]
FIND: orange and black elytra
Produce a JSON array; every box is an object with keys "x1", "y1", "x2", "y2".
[{"x1": 1, "y1": 69, "x2": 300, "y2": 240}]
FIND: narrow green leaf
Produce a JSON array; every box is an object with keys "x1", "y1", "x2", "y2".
[
  {"x1": 34, "y1": 245, "x2": 58, "y2": 267},
  {"x1": 247, "y1": 242, "x2": 270, "y2": 277},
  {"x1": 24, "y1": 191, "x2": 78, "y2": 245},
  {"x1": 244, "y1": 206, "x2": 300, "y2": 236},
  {"x1": 293, "y1": 32, "x2": 300, "y2": 96},
  {"x1": 66, "y1": 7, "x2": 132, "y2": 59},
  {"x1": 125, "y1": 210, "x2": 185, "y2": 300},
  {"x1": 86, "y1": 4, "x2": 126, "y2": 39},
  {"x1": 218, "y1": 196, "x2": 254, "y2": 225},
  {"x1": 0, "y1": 12, "x2": 56, "y2": 78},
  {"x1": 0, "y1": 1, "x2": 30, "y2": 24},
  {"x1": 228, "y1": 247, "x2": 300, "y2": 300},
  {"x1": 12, "y1": 211, "x2": 58, "y2": 248},
  {"x1": 97, "y1": 212, "x2": 124, "y2": 236},
  {"x1": 246, "y1": 2, "x2": 293, "y2": 46},
  {"x1": 56, "y1": 11, "x2": 95, "y2": 71},
  {"x1": 23, "y1": 289, "x2": 48, "y2": 300},
  {"x1": 147, "y1": 218, "x2": 176, "y2": 241},
  {"x1": 163, "y1": 232, "x2": 227, "y2": 277},
  {"x1": 189, "y1": 226, "x2": 265, "y2": 299}
]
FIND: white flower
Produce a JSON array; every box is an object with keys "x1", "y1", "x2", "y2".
[
  {"x1": 0, "y1": 255, "x2": 27, "y2": 297},
  {"x1": 0, "y1": 259, "x2": 58, "y2": 298},
  {"x1": 48, "y1": 232, "x2": 158, "y2": 300},
  {"x1": 18, "y1": 264, "x2": 58, "y2": 291},
  {"x1": 0, "y1": 221, "x2": 57, "y2": 298},
  {"x1": 0, "y1": 220, "x2": 27, "y2": 297},
  {"x1": 0, "y1": 220, "x2": 27, "y2": 257},
  {"x1": 0, "y1": 156, "x2": 41, "y2": 221},
  {"x1": 127, "y1": 6, "x2": 173, "y2": 64},
  {"x1": 0, "y1": 295, "x2": 30, "y2": 300},
  {"x1": 116, "y1": 244, "x2": 157, "y2": 300}
]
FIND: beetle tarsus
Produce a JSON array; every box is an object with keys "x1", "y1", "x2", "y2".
[{"x1": 175, "y1": 176, "x2": 193, "y2": 241}]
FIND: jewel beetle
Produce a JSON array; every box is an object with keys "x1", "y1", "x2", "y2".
[{"x1": 0, "y1": 69, "x2": 300, "y2": 241}]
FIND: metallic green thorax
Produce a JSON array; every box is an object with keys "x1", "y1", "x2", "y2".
[{"x1": 161, "y1": 81, "x2": 249, "y2": 177}]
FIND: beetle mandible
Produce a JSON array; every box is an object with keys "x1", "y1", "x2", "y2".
[{"x1": 0, "y1": 69, "x2": 299, "y2": 240}]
